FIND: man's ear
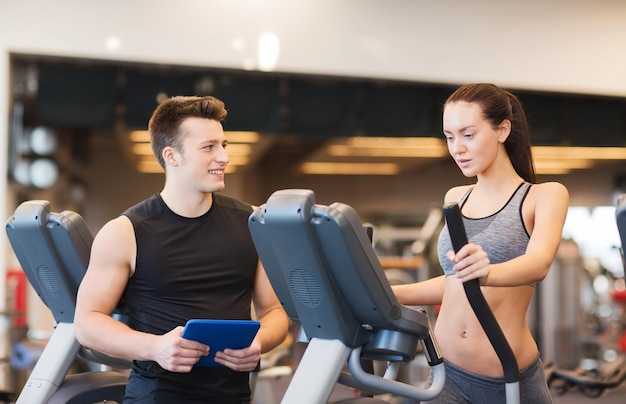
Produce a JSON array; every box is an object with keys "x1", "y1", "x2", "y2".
[
  {"x1": 498, "y1": 119, "x2": 512, "y2": 143},
  {"x1": 162, "y1": 146, "x2": 178, "y2": 166}
]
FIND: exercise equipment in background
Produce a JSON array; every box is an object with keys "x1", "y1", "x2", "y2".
[
  {"x1": 546, "y1": 194, "x2": 626, "y2": 398},
  {"x1": 5, "y1": 200, "x2": 128, "y2": 404}
]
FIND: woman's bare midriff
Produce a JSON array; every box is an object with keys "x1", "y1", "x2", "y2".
[{"x1": 434, "y1": 277, "x2": 539, "y2": 377}]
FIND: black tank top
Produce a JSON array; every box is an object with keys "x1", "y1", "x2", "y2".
[{"x1": 122, "y1": 193, "x2": 258, "y2": 402}]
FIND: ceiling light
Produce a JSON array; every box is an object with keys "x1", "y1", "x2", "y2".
[
  {"x1": 534, "y1": 159, "x2": 595, "y2": 175},
  {"x1": 29, "y1": 159, "x2": 58, "y2": 188},
  {"x1": 325, "y1": 136, "x2": 447, "y2": 158},
  {"x1": 232, "y1": 37, "x2": 246, "y2": 51},
  {"x1": 300, "y1": 162, "x2": 400, "y2": 175},
  {"x1": 105, "y1": 36, "x2": 121, "y2": 52},
  {"x1": 225, "y1": 144, "x2": 252, "y2": 155},
  {"x1": 534, "y1": 159, "x2": 594, "y2": 170},
  {"x1": 531, "y1": 146, "x2": 626, "y2": 174},
  {"x1": 327, "y1": 144, "x2": 446, "y2": 158},
  {"x1": 258, "y1": 32, "x2": 280, "y2": 72},
  {"x1": 132, "y1": 143, "x2": 153, "y2": 155},
  {"x1": 534, "y1": 167, "x2": 572, "y2": 175},
  {"x1": 227, "y1": 155, "x2": 249, "y2": 166},
  {"x1": 532, "y1": 146, "x2": 626, "y2": 160},
  {"x1": 29, "y1": 126, "x2": 58, "y2": 155},
  {"x1": 346, "y1": 137, "x2": 445, "y2": 148},
  {"x1": 13, "y1": 158, "x2": 59, "y2": 188},
  {"x1": 136, "y1": 158, "x2": 162, "y2": 174},
  {"x1": 226, "y1": 131, "x2": 260, "y2": 143},
  {"x1": 129, "y1": 130, "x2": 150, "y2": 142}
]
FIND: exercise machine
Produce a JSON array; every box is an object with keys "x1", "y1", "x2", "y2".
[
  {"x1": 249, "y1": 189, "x2": 445, "y2": 403},
  {"x1": 546, "y1": 194, "x2": 626, "y2": 398},
  {"x1": 5, "y1": 199, "x2": 301, "y2": 404},
  {"x1": 5, "y1": 200, "x2": 128, "y2": 404},
  {"x1": 249, "y1": 189, "x2": 522, "y2": 403}
]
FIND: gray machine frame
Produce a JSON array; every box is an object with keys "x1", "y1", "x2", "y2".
[
  {"x1": 249, "y1": 189, "x2": 445, "y2": 403},
  {"x1": 618, "y1": 194, "x2": 626, "y2": 253},
  {"x1": 5, "y1": 200, "x2": 128, "y2": 404}
]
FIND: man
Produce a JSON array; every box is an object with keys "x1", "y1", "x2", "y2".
[{"x1": 75, "y1": 95, "x2": 289, "y2": 403}]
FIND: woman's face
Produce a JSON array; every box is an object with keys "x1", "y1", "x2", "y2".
[{"x1": 443, "y1": 101, "x2": 508, "y2": 178}]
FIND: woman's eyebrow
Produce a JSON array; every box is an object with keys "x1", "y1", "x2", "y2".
[{"x1": 443, "y1": 125, "x2": 476, "y2": 134}]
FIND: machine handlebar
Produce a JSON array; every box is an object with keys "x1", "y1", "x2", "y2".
[{"x1": 442, "y1": 202, "x2": 520, "y2": 385}]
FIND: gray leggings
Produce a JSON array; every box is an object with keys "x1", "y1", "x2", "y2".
[{"x1": 422, "y1": 355, "x2": 553, "y2": 403}]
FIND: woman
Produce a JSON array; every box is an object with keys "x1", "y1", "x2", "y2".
[{"x1": 393, "y1": 83, "x2": 568, "y2": 403}]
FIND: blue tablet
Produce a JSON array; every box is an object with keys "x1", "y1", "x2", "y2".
[{"x1": 181, "y1": 319, "x2": 261, "y2": 367}]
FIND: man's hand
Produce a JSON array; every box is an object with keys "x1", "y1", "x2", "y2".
[
  {"x1": 214, "y1": 340, "x2": 261, "y2": 372},
  {"x1": 154, "y1": 326, "x2": 210, "y2": 372}
]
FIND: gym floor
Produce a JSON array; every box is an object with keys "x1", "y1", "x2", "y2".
[
  {"x1": 258, "y1": 344, "x2": 626, "y2": 404},
  {"x1": 552, "y1": 385, "x2": 626, "y2": 404},
  {"x1": 262, "y1": 374, "x2": 626, "y2": 403}
]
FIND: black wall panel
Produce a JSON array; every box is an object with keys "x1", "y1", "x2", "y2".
[
  {"x1": 360, "y1": 83, "x2": 438, "y2": 137},
  {"x1": 18, "y1": 57, "x2": 626, "y2": 147},
  {"x1": 124, "y1": 70, "x2": 200, "y2": 129},
  {"x1": 35, "y1": 64, "x2": 118, "y2": 128},
  {"x1": 211, "y1": 75, "x2": 281, "y2": 132},
  {"x1": 285, "y1": 79, "x2": 359, "y2": 136}
]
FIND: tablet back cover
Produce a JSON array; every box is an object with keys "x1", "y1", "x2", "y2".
[{"x1": 182, "y1": 319, "x2": 260, "y2": 367}]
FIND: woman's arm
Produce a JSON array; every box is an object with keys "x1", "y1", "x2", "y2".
[
  {"x1": 486, "y1": 181, "x2": 569, "y2": 286},
  {"x1": 392, "y1": 275, "x2": 446, "y2": 306}
]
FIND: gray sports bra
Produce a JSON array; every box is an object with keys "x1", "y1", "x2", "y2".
[{"x1": 437, "y1": 182, "x2": 533, "y2": 284}]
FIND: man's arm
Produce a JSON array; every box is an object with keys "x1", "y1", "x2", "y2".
[
  {"x1": 75, "y1": 216, "x2": 209, "y2": 372},
  {"x1": 214, "y1": 261, "x2": 289, "y2": 371},
  {"x1": 250, "y1": 261, "x2": 290, "y2": 353}
]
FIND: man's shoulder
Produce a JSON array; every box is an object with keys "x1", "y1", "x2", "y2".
[
  {"x1": 122, "y1": 194, "x2": 162, "y2": 222},
  {"x1": 213, "y1": 193, "x2": 253, "y2": 214}
]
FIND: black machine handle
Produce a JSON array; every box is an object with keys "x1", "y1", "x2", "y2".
[{"x1": 443, "y1": 202, "x2": 520, "y2": 384}]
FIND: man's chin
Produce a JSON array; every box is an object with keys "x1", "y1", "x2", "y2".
[{"x1": 209, "y1": 182, "x2": 226, "y2": 192}]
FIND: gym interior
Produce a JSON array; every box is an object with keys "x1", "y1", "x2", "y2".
[{"x1": 1, "y1": 1, "x2": 626, "y2": 403}]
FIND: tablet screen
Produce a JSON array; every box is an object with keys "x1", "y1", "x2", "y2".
[{"x1": 181, "y1": 319, "x2": 260, "y2": 367}]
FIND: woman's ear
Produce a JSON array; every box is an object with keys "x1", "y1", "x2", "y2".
[{"x1": 498, "y1": 119, "x2": 512, "y2": 143}]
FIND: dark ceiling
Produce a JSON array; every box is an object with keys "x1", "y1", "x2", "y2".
[{"x1": 10, "y1": 54, "x2": 626, "y2": 173}]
